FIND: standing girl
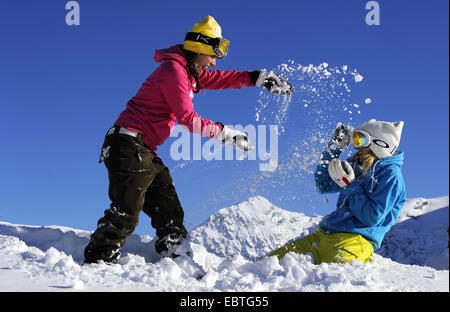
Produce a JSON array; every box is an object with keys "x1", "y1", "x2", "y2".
[{"x1": 84, "y1": 16, "x2": 293, "y2": 264}]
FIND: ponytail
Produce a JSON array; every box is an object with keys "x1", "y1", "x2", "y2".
[{"x1": 181, "y1": 48, "x2": 201, "y2": 93}]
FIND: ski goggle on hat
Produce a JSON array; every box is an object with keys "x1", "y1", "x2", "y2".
[
  {"x1": 352, "y1": 129, "x2": 392, "y2": 150},
  {"x1": 184, "y1": 32, "x2": 230, "y2": 58}
]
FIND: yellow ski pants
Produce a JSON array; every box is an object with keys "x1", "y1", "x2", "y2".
[{"x1": 269, "y1": 230, "x2": 374, "y2": 264}]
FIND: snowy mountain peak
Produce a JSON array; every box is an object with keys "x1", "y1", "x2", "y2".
[{"x1": 190, "y1": 196, "x2": 321, "y2": 259}]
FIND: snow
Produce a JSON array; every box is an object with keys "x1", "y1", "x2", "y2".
[
  {"x1": 255, "y1": 61, "x2": 369, "y2": 132},
  {"x1": 0, "y1": 195, "x2": 448, "y2": 292},
  {"x1": 353, "y1": 73, "x2": 364, "y2": 83},
  {"x1": 237, "y1": 61, "x2": 373, "y2": 211}
]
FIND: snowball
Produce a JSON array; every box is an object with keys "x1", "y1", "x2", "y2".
[{"x1": 354, "y1": 74, "x2": 364, "y2": 83}]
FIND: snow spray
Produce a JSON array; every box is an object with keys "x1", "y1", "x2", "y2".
[{"x1": 201, "y1": 60, "x2": 371, "y2": 217}]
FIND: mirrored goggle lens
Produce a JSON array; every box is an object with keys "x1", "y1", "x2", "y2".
[
  {"x1": 212, "y1": 38, "x2": 229, "y2": 58},
  {"x1": 353, "y1": 131, "x2": 369, "y2": 147}
]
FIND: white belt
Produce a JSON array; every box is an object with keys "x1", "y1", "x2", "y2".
[{"x1": 107, "y1": 127, "x2": 140, "y2": 138}]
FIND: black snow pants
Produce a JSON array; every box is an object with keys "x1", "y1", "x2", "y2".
[{"x1": 84, "y1": 127, "x2": 187, "y2": 263}]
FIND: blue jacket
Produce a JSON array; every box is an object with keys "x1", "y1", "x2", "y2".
[{"x1": 315, "y1": 146, "x2": 406, "y2": 249}]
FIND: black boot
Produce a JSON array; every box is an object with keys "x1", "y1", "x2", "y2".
[
  {"x1": 155, "y1": 222, "x2": 188, "y2": 258},
  {"x1": 83, "y1": 242, "x2": 121, "y2": 264}
]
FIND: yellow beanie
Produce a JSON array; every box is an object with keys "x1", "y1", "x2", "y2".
[{"x1": 183, "y1": 16, "x2": 229, "y2": 58}]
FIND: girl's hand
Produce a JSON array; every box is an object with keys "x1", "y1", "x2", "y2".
[
  {"x1": 218, "y1": 125, "x2": 255, "y2": 152},
  {"x1": 328, "y1": 159, "x2": 355, "y2": 188},
  {"x1": 255, "y1": 70, "x2": 294, "y2": 96},
  {"x1": 331, "y1": 122, "x2": 353, "y2": 152}
]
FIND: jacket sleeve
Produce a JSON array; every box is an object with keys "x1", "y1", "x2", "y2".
[
  {"x1": 199, "y1": 70, "x2": 255, "y2": 90},
  {"x1": 314, "y1": 143, "x2": 343, "y2": 194},
  {"x1": 159, "y1": 61, "x2": 222, "y2": 138},
  {"x1": 342, "y1": 168, "x2": 402, "y2": 226}
]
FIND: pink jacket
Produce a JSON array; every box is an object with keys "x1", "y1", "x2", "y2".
[{"x1": 115, "y1": 45, "x2": 255, "y2": 152}]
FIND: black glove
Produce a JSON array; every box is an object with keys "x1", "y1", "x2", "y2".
[
  {"x1": 254, "y1": 70, "x2": 294, "y2": 96},
  {"x1": 330, "y1": 122, "x2": 353, "y2": 152}
]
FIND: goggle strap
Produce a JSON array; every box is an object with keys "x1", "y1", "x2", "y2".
[
  {"x1": 185, "y1": 32, "x2": 224, "y2": 55},
  {"x1": 185, "y1": 32, "x2": 216, "y2": 43}
]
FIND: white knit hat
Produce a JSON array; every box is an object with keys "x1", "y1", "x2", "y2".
[{"x1": 357, "y1": 119, "x2": 404, "y2": 159}]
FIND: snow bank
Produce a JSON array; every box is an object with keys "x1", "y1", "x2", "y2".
[
  {"x1": 0, "y1": 196, "x2": 448, "y2": 292},
  {"x1": 378, "y1": 196, "x2": 449, "y2": 268}
]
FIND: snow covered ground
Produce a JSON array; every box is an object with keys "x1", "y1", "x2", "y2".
[{"x1": 0, "y1": 196, "x2": 448, "y2": 292}]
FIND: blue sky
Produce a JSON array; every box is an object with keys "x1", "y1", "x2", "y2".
[{"x1": 0, "y1": 0, "x2": 448, "y2": 237}]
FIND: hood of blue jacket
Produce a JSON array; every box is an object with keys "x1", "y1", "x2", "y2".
[{"x1": 378, "y1": 150, "x2": 404, "y2": 167}]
